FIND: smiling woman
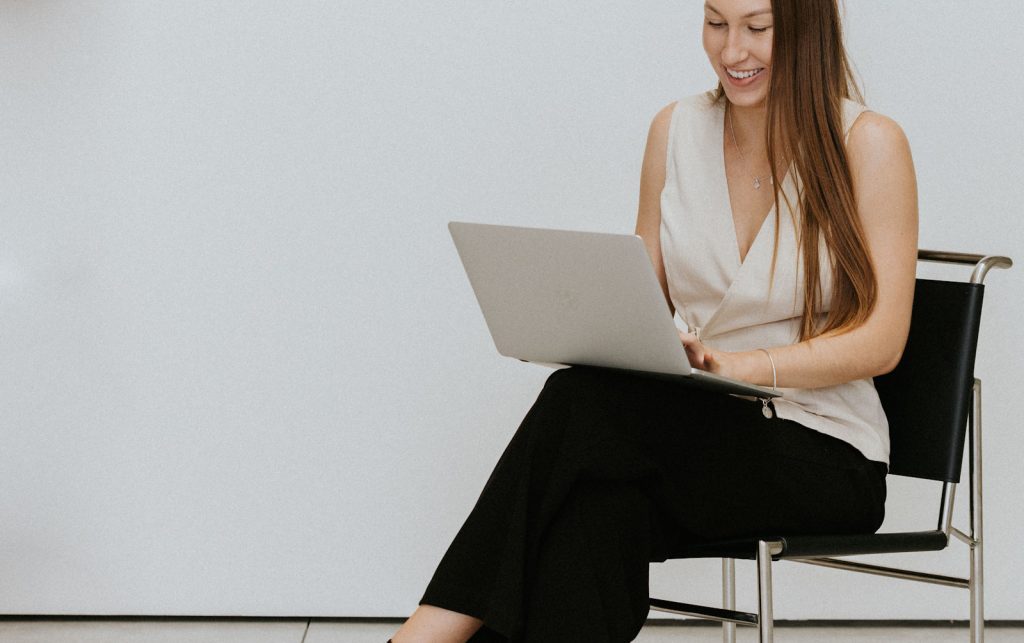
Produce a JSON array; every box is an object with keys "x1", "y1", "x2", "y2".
[{"x1": 391, "y1": 0, "x2": 918, "y2": 641}]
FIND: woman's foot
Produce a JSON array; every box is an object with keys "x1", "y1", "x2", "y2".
[{"x1": 391, "y1": 604, "x2": 484, "y2": 643}]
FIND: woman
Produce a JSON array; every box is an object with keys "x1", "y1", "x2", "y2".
[{"x1": 392, "y1": 0, "x2": 918, "y2": 640}]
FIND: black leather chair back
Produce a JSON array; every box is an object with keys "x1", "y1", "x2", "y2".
[{"x1": 873, "y1": 279, "x2": 985, "y2": 483}]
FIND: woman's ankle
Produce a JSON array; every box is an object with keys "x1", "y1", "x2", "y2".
[{"x1": 392, "y1": 604, "x2": 484, "y2": 643}]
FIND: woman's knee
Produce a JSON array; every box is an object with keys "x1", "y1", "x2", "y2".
[
  {"x1": 541, "y1": 365, "x2": 627, "y2": 404},
  {"x1": 542, "y1": 365, "x2": 590, "y2": 391}
]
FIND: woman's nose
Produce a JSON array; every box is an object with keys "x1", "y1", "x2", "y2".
[{"x1": 721, "y1": 32, "x2": 748, "y2": 65}]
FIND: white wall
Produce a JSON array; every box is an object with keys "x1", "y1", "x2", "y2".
[{"x1": 0, "y1": 0, "x2": 1021, "y2": 619}]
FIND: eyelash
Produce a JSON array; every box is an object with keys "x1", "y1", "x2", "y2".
[{"x1": 706, "y1": 21, "x2": 769, "y2": 33}]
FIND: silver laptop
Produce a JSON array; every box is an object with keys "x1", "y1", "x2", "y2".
[{"x1": 448, "y1": 221, "x2": 779, "y2": 399}]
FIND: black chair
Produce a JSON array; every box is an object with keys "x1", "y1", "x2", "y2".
[{"x1": 648, "y1": 250, "x2": 1012, "y2": 643}]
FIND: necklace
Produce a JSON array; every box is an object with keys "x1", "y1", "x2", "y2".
[{"x1": 727, "y1": 106, "x2": 773, "y2": 190}]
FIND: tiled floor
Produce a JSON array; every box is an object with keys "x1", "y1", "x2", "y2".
[{"x1": 0, "y1": 620, "x2": 1020, "y2": 642}]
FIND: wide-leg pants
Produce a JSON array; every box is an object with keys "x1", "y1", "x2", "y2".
[{"x1": 420, "y1": 366, "x2": 887, "y2": 642}]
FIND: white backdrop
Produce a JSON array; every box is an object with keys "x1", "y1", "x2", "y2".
[{"x1": 0, "y1": 0, "x2": 1021, "y2": 619}]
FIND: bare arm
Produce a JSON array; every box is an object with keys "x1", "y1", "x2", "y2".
[
  {"x1": 690, "y1": 111, "x2": 919, "y2": 388},
  {"x1": 635, "y1": 101, "x2": 678, "y2": 316}
]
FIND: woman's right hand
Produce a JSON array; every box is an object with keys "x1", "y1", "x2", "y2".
[{"x1": 678, "y1": 330, "x2": 709, "y2": 370}]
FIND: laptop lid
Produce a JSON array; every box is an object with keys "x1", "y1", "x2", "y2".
[{"x1": 448, "y1": 221, "x2": 779, "y2": 399}]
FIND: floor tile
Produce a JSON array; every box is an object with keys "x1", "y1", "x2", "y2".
[
  {"x1": 306, "y1": 621, "x2": 394, "y2": 643},
  {"x1": 0, "y1": 619, "x2": 308, "y2": 643}
]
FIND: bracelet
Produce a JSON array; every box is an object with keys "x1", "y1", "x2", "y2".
[{"x1": 758, "y1": 348, "x2": 777, "y2": 392}]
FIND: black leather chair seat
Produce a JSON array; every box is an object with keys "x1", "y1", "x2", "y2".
[{"x1": 664, "y1": 529, "x2": 949, "y2": 561}]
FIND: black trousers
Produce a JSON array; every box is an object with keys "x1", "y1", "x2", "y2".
[{"x1": 420, "y1": 366, "x2": 887, "y2": 642}]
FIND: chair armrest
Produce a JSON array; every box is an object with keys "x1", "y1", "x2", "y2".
[{"x1": 917, "y1": 250, "x2": 1013, "y2": 284}]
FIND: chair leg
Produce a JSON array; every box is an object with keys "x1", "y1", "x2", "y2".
[
  {"x1": 969, "y1": 378, "x2": 985, "y2": 643},
  {"x1": 970, "y1": 541, "x2": 984, "y2": 643},
  {"x1": 722, "y1": 558, "x2": 736, "y2": 643},
  {"x1": 757, "y1": 541, "x2": 774, "y2": 643}
]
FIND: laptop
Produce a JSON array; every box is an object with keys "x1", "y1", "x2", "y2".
[{"x1": 448, "y1": 221, "x2": 780, "y2": 399}]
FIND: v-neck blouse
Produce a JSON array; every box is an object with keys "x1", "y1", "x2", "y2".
[{"x1": 660, "y1": 90, "x2": 889, "y2": 465}]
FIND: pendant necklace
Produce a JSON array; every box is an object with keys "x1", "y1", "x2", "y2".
[{"x1": 727, "y1": 106, "x2": 773, "y2": 190}]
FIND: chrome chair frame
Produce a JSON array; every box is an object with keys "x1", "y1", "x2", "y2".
[{"x1": 648, "y1": 251, "x2": 1012, "y2": 643}]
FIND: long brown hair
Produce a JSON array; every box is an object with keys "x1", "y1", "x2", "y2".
[{"x1": 715, "y1": 0, "x2": 876, "y2": 340}]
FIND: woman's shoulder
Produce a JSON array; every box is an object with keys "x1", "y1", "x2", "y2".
[
  {"x1": 842, "y1": 104, "x2": 916, "y2": 224},
  {"x1": 648, "y1": 90, "x2": 721, "y2": 138},
  {"x1": 844, "y1": 105, "x2": 912, "y2": 167}
]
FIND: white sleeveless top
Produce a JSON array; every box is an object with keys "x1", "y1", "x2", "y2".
[{"x1": 659, "y1": 90, "x2": 889, "y2": 465}]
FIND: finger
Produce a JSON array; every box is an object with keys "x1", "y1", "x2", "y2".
[{"x1": 683, "y1": 345, "x2": 705, "y2": 369}]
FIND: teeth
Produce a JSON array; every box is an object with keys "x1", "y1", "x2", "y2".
[{"x1": 727, "y1": 68, "x2": 762, "y2": 79}]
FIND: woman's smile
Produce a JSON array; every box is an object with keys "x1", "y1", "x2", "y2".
[
  {"x1": 726, "y1": 67, "x2": 764, "y2": 79},
  {"x1": 723, "y1": 65, "x2": 766, "y2": 87}
]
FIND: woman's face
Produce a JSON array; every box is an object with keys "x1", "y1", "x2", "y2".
[{"x1": 702, "y1": 0, "x2": 774, "y2": 108}]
